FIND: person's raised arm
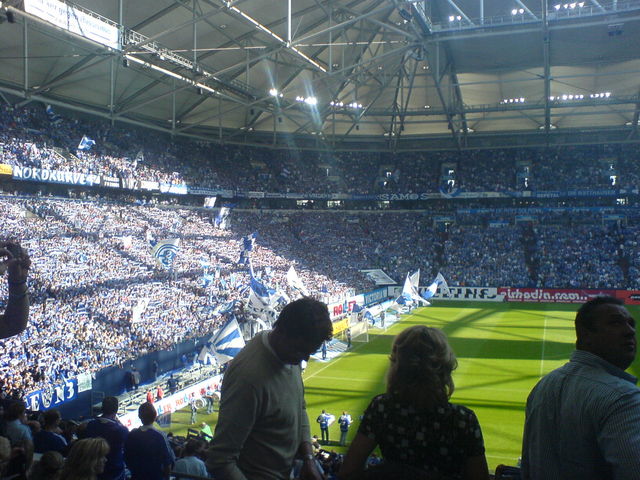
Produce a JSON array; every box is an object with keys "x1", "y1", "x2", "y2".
[{"x1": 0, "y1": 242, "x2": 30, "y2": 339}]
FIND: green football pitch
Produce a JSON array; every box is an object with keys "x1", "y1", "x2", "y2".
[{"x1": 162, "y1": 301, "x2": 640, "y2": 472}]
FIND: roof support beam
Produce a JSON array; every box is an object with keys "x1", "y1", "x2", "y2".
[
  {"x1": 426, "y1": 42, "x2": 462, "y2": 149},
  {"x1": 542, "y1": 0, "x2": 551, "y2": 134}
]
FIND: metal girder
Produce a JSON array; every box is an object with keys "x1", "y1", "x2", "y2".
[
  {"x1": 424, "y1": 43, "x2": 463, "y2": 149},
  {"x1": 115, "y1": 83, "x2": 193, "y2": 117},
  {"x1": 393, "y1": 58, "x2": 420, "y2": 148},
  {"x1": 287, "y1": 40, "x2": 415, "y2": 137},
  {"x1": 445, "y1": 0, "x2": 475, "y2": 26},
  {"x1": 337, "y1": 50, "x2": 413, "y2": 142},
  {"x1": 515, "y1": 0, "x2": 538, "y2": 20},
  {"x1": 177, "y1": 0, "x2": 380, "y2": 133},
  {"x1": 542, "y1": 0, "x2": 551, "y2": 134},
  {"x1": 292, "y1": 3, "x2": 395, "y2": 46},
  {"x1": 244, "y1": 11, "x2": 384, "y2": 136}
]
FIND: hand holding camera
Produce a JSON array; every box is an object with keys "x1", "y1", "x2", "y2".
[{"x1": 0, "y1": 242, "x2": 31, "y2": 282}]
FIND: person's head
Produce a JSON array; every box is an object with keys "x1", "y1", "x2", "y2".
[
  {"x1": 4, "y1": 401, "x2": 26, "y2": 421},
  {"x1": 101, "y1": 396, "x2": 119, "y2": 416},
  {"x1": 61, "y1": 437, "x2": 109, "y2": 480},
  {"x1": 386, "y1": 325, "x2": 457, "y2": 408},
  {"x1": 138, "y1": 402, "x2": 157, "y2": 425},
  {"x1": 42, "y1": 409, "x2": 61, "y2": 428},
  {"x1": 31, "y1": 450, "x2": 64, "y2": 480},
  {"x1": 183, "y1": 438, "x2": 204, "y2": 457},
  {"x1": 271, "y1": 298, "x2": 332, "y2": 364},
  {"x1": 575, "y1": 296, "x2": 636, "y2": 370}
]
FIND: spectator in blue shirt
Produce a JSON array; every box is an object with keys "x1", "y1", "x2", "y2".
[
  {"x1": 33, "y1": 409, "x2": 67, "y2": 456},
  {"x1": 124, "y1": 402, "x2": 175, "y2": 480},
  {"x1": 85, "y1": 396, "x2": 129, "y2": 480}
]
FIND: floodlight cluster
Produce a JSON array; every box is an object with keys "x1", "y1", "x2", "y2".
[
  {"x1": 295, "y1": 96, "x2": 317, "y2": 106},
  {"x1": 553, "y1": 2, "x2": 585, "y2": 10},
  {"x1": 549, "y1": 92, "x2": 610, "y2": 101},
  {"x1": 330, "y1": 100, "x2": 363, "y2": 109},
  {"x1": 268, "y1": 88, "x2": 284, "y2": 98},
  {"x1": 511, "y1": 8, "x2": 525, "y2": 15},
  {"x1": 448, "y1": 15, "x2": 462, "y2": 22},
  {"x1": 501, "y1": 97, "x2": 526, "y2": 104}
]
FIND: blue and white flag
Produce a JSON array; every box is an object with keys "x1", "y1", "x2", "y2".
[
  {"x1": 249, "y1": 275, "x2": 271, "y2": 308},
  {"x1": 238, "y1": 232, "x2": 258, "y2": 264},
  {"x1": 421, "y1": 272, "x2": 451, "y2": 300},
  {"x1": 211, "y1": 316, "x2": 245, "y2": 364},
  {"x1": 391, "y1": 270, "x2": 428, "y2": 310},
  {"x1": 286, "y1": 265, "x2": 309, "y2": 297},
  {"x1": 202, "y1": 273, "x2": 215, "y2": 288},
  {"x1": 151, "y1": 238, "x2": 180, "y2": 270},
  {"x1": 77, "y1": 135, "x2": 96, "y2": 151},
  {"x1": 215, "y1": 206, "x2": 231, "y2": 229},
  {"x1": 46, "y1": 105, "x2": 63, "y2": 124}
]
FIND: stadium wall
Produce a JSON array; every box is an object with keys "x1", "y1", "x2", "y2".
[
  {"x1": 387, "y1": 285, "x2": 640, "y2": 305},
  {"x1": 30, "y1": 334, "x2": 211, "y2": 419}
]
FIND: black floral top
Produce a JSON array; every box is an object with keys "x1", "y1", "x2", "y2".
[{"x1": 358, "y1": 393, "x2": 485, "y2": 479}]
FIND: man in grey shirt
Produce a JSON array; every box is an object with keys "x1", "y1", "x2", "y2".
[
  {"x1": 522, "y1": 296, "x2": 640, "y2": 479},
  {"x1": 207, "y1": 297, "x2": 332, "y2": 480}
]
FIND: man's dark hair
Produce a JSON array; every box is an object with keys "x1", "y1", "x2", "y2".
[
  {"x1": 273, "y1": 297, "x2": 332, "y2": 344},
  {"x1": 575, "y1": 296, "x2": 624, "y2": 332},
  {"x1": 184, "y1": 438, "x2": 203, "y2": 456},
  {"x1": 102, "y1": 396, "x2": 119, "y2": 416},
  {"x1": 138, "y1": 402, "x2": 157, "y2": 425},
  {"x1": 42, "y1": 409, "x2": 61, "y2": 427},
  {"x1": 4, "y1": 401, "x2": 26, "y2": 421}
]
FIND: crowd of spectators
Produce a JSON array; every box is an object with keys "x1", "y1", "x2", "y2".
[
  {"x1": 2, "y1": 102, "x2": 640, "y2": 196},
  {"x1": 2, "y1": 101, "x2": 640, "y2": 399},
  {"x1": 2, "y1": 193, "x2": 640, "y2": 399},
  {"x1": 0, "y1": 394, "x2": 348, "y2": 480}
]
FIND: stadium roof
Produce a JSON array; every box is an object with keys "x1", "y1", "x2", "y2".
[{"x1": 0, "y1": 0, "x2": 639, "y2": 151}]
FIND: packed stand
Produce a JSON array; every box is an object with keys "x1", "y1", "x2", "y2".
[{"x1": 2, "y1": 103, "x2": 640, "y2": 197}]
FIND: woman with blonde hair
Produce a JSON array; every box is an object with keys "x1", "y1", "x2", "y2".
[
  {"x1": 59, "y1": 438, "x2": 109, "y2": 480},
  {"x1": 339, "y1": 325, "x2": 489, "y2": 480}
]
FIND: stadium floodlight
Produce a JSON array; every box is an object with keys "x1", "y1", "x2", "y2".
[
  {"x1": 554, "y1": 4, "x2": 561, "y2": 9},
  {"x1": 449, "y1": 15, "x2": 455, "y2": 21},
  {"x1": 304, "y1": 96, "x2": 317, "y2": 106},
  {"x1": 269, "y1": 88, "x2": 279, "y2": 97},
  {"x1": 579, "y1": 2, "x2": 585, "y2": 6}
]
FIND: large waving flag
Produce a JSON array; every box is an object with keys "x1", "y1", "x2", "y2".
[
  {"x1": 215, "y1": 206, "x2": 231, "y2": 229},
  {"x1": 203, "y1": 316, "x2": 246, "y2": 364},
  {"x1": 77, "y1": 135, "x2": 96, "y2": 151},
  {"x1": 391, "y1": 269, "x2": 428, "y2": 310},
  {"x1": 151, "y1": 238, "x2": 180, "y2": 270},
  {"x1": 286, "y1": 265, "x2": 309, "y2": 297},
  {"x1": 239, "y1": 232, "x2": 258, "y2": 264},
  {"x1": 421, "y1": 272, "x2": 451, "y2": 300}
]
